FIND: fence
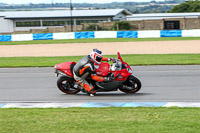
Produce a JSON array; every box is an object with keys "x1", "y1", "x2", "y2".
[{"x1": 1, "y1": 29, "x2": 200, "y2": 42}]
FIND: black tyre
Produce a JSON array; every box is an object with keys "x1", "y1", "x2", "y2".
[
  {"x1": 119, "y1": 75, "x2": 141, "y2": 93},
  {"x1": 57, "y1": 76, "x2": 80, "y2": 94}
]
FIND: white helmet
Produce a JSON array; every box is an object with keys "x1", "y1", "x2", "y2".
[{"x1": 90, "y1": 49, "x2": 103, "y2": 64}]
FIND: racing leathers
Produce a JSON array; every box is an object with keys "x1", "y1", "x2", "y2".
[{"x1": 73, "y1": 55, "x2": 112, "y2": 94}]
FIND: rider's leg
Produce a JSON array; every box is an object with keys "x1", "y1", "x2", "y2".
[
  {"x1": 77, "y1": 80, "x2": 96, "y2": 94},
  {"x1": 73, "y1": 72, "x2": 96, "y2": 95}
]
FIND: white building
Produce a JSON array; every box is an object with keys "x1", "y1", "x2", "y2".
[
  {"x1": 126, "y1": 12, "x2": 200, "y2": 30},
  {"x1": 126, "y1": 12, "x2": 200, "y2": 21},
  {"x1": 0, "y1": 9, "x2": 132, "y2": 33}
]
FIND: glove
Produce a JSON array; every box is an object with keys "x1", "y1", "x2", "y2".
[
  {"x1": 104, "y1": 77, "x2": 113, "y2": 82},
  {"x1": 104, "y1": 75, "x2": 115, "y2": 82},
  {"x1": 109, "y1": 58, "x2": 117, "y2": 63}
]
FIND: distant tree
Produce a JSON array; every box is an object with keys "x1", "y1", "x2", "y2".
[
  {"x1": 111, "y1": 21, "x2": 131, "y2": 31},
  {"x1": 85, "y1": 24, "x2": 106, "y2": 31},
  {"x1": 168, "y1": 0, "x2": 200, "y2": 13},
  {"x1": 0, "y1": 0, "x2": 185, "y2": 13}
]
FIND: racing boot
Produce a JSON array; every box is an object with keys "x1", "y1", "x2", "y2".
[{"x1": 88, "y1": 88, "x2": 96, "y2": 97}]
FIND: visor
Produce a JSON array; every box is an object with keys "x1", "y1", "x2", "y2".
[{"x1": 95, "y1": 55, "x2": 102, "y2": 62}]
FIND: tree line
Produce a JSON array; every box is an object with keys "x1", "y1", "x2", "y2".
[
  {"x1": 169, "y1": 0, "x2": 200, "y2": 13},
  {"x1": 0, "y1": 0, "x2": 186, "y2": 13}
]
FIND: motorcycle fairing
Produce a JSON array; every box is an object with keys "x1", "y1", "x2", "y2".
[
  {"x1": 55, "y1": 62, "x2": 76, "y2": 77},
  {"x1": 95, "y1": 62, "x2": 110, "y2": 76},
  {"x1": 113, "y1": 69, "x2": 132, "y2": 81},
  {"x1": 96, "y1": 80, "x2": 125, "y2": 91}
]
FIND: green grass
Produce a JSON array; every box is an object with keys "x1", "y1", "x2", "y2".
[
  {"x1": 0, "y1": 107, "x2": 200, "y2": 133},
  {"x1": 0, "y1": 54, "x2": 200, "y2": 67},
  {"x1": 1, "y1": 37, "x2": 200, "y2": 45}
]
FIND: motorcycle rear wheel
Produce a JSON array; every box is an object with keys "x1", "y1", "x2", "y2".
[
  {"x1": 119, "y1": 75, "x2": 141, "y2": 93},
  {"x1": 57, "y1": 76, "x2": 80, "y2": 94}
]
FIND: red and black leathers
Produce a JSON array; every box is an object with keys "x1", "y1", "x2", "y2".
[
  {"x1": 73, "y1": 55, "x2": 95, "y2": 77},
  {"x1": 73, "y1": 55, "x2": 109, "y2": 94}
]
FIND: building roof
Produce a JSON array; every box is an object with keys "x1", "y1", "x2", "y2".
[
  {"x1": 127, "y1": 12, "x2": 200, "y2": 21},
  {"x1": 0, "y1": 9, "x2": 132, "y2": 19}
]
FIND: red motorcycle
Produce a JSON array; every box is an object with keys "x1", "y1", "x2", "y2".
[{"x1": 54, "y1": 52, "x2": 141, "y2": 95}]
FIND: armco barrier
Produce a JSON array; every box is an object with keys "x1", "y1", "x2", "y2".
[
  {"x1": 53, "y1": 32, "x2": 75, "y2": 40},
  {"x1": 182, "y1": 29, "x2": 200, "y2": 37},
  {"x1": 33, "y1": 33, "x2": 53, "y2": 40},
  {"x1": 0, "y1": 35, "x2": 12, "y2": 42},
  {"x1": 138, "y1": 30, "x2": 160, "y2": 38},
  {"x1": 75, "y1": 31, "x2": 94, "y2": 39},
  {"x1": 117, "y1": 31, "x2": 138, "y2": 38},
  {"x1": 95, "y1": 31, "x2": 117, "y2": 38},
  {"x1": 1, "y1": 29, "x2": 200, "y2": 42},
  {"x1": 160, "y1": 30, "x2": 182, "y2": 37},
  {"x1": 12, "y1": 34, "x2": 33, "y2": 41}
]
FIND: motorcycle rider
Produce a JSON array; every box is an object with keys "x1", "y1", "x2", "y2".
[{"x1": 73, "y1": 49, "x2": 116, "y2": 96}]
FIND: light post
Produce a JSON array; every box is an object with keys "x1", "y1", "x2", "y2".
[
  {"x1": 70, "y1": 0, "x2": 73, "y2": 32},
  {"x1": 51, "y1": 0, "x2": 54, "y2": 9}
]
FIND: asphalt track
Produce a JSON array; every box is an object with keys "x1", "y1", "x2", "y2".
[{"x1": 0, "y1": 65, "x2": 200, "y2": 103}]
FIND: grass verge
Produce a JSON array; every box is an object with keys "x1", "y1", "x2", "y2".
[
  {"x1": 0, "y1": 107, "x2": 200, "y2": 133},
  {"x1": 0, "y1": 54, "x2": 200, "y2": 67},
  {"x1": 1, "y1": 37, "x2": 200, "y2": 45}
]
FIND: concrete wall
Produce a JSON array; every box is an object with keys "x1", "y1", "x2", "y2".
[
  {"x1": 48, "y1": 25, "x2": 83, "y2": 32},
  {"x1": 12, "y1": 17, "x2": 200, "y2": 33},
  {"x1": 144, "y1": 20, "x2": 163, "y2": 30},
  {"x1": 0, "y1": 17, "x2": 14, "y2": 33},
  {"x1": 11, "y1": 17, "x2": 112, "y2": 33},
  {"x1": 100, "y1": 22, "x2": 114, "y2": 30},
  {"x1": 127, "y1": 17, "x2": 200, "y2": 30},
  {"x1": 15, "y1": 27, "x2": 47, "y2": 32},
  {"x1": 184, "y1": 18, "x2": 200, "y2": 29}
]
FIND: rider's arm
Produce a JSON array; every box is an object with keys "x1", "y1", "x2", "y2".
[
  {"x1": 102, "y1": 57, "x2": 116, "y2": 63},
  {"x1": 102, "y1": 57, "x2": 109, "y2": 62}
]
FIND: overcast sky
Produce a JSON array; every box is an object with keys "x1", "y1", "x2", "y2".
[{"x1": 1, "y1": 0, "x2": 166, "y2": 4}]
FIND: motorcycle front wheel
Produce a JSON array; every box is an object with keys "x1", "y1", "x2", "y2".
[
  {"x1": 119, "y1": 75, "x2": 141, "y2": 93},
  {"x1": 57, "y1": 76, "x2": 80, "y2": 94}
]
